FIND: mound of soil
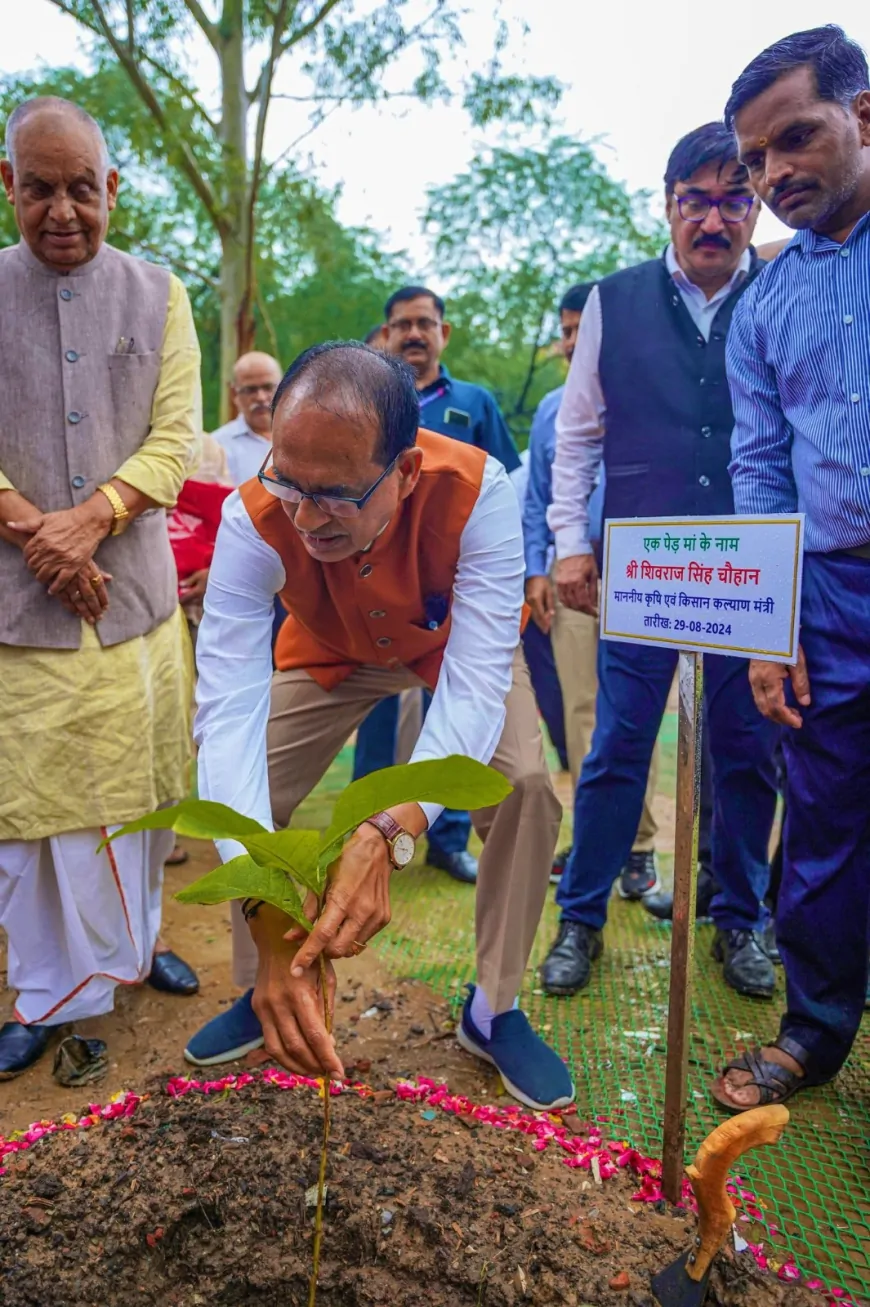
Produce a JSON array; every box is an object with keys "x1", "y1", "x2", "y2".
[{"x1": 0, "y1": 1072, "x2": 818, "y2": 1307}]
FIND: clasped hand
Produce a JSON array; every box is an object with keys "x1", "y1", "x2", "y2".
[{"x1": 15, "y1": 502, "x2": 112, "y2": 593}]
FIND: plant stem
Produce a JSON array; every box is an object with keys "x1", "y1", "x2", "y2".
[{"x1": 308, "y1": 948, "x2": 333, "y2": 1307}]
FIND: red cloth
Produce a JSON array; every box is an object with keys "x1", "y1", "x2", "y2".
[{"x1": 168, "y1": 479, "x2": 233, "y2": 591}]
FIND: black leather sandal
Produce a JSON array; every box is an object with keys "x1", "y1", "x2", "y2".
[{"x1": 709, "y1": 1035, "x2": 830, "y2": 1113}]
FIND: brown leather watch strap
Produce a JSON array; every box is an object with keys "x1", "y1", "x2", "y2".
[{"x1": 364, "y1": 811, "x2": 402, "y2": 844}]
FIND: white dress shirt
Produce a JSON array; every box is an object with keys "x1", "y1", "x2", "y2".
[
  {"x1": 547, "y1": 245, "x2": 751, "y2": 558},
  {"x1": 194, "y1": 456, "x2": 524, "y2": 861},
  {"x1": 210, "y1": 414, "x2": 272, "y2": 487}
]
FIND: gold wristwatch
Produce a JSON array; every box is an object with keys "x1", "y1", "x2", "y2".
[{"x1": 97, "y1": 482, "x2": 130, "y2": 536}]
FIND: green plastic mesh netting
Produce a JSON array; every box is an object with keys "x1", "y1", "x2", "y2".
[{"x1": 297, "y1": 720, "x2": 870, "y2": 1300}]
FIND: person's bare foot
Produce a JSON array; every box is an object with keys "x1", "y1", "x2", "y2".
[{"x1": 714, "y1": 1045, "x2": 804, "y2": 1109}]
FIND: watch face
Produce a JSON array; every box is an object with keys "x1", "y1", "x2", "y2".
[{"x1": 392, "y1": 832, "x2": 416, "y2": 867}]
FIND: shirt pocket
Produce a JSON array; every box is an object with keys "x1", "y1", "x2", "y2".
[{"x1": 108, "y1": 351, "x2": 162, "y2": 457}]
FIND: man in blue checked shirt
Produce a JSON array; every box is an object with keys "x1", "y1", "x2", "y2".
[
  {"x1": 522, "y1": 284, "x2": 660, "y2": 897},
  {"x1": 713, "y1": 24, "x2": 870, "y2": 1114},
  {"x1": 352, "y1": 286, "x2": 521, "y2": 886}
]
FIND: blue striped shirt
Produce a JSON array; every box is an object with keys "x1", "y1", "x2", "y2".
[{"x1": 727, "y1": 211, "x2": 870, "y2": 553}]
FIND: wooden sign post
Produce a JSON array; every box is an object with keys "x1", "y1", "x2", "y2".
[
  {"x1": 598, "y1": 514, "x2": 805, "y2": 1205},
  {"x1": 662, "y1": 649, "x2": 704, "y2": 1203}
]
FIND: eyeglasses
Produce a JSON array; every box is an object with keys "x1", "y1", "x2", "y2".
[
  {"x1": 676, "y1": 195, "x2": 754, "y2": 224},
  {"x1": 235, "y1": 383, "x2": 276, "y2": 398},
  {"x1": 258, "y1": 451, "x2": 400, "y2": 518},
  {"x1": 386, "y1": 317, "x2": 440, "y2": 334}
]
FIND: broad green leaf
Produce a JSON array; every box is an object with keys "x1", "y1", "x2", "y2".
[
  {"x1": 318, "y1": 757, "x2": 512, "y2": 862},
  {"x1": 100, "y1": 799, "x2": 268, "y2": 849},
  {"x1": 240, "y1": 827, "x2": 322, "y2": 878},
  {"x1": 175, "y1": 855, "x2": 312, "y2": 930},
  {"x1": 101, "y1": 803, "x2": 321, "y2": 884}
]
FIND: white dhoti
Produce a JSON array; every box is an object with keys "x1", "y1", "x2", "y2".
[{"x1": 0, "y1": 826, "x2": 174, "y2": 1026}]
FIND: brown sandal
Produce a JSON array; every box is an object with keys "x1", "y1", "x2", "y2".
[{"x1": 709, "y1": 1035, "x2": 826, "y2": 1113}]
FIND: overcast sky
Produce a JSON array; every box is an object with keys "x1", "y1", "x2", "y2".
[{"x1": 3, "y1": 1, "x2": 870, "y2": 266}]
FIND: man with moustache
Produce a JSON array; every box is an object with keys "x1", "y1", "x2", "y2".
[
  {"x1": 351, "y1": 287, "x2": 521, "y2": 887},
  {"x1": 185, "y1": 341, "x2": 572, "y2": 1112},
  {"x1": 543, "y1": 123, "x2": 780, "y2": 999},
  {"x1": 211, "y1": 352, "x2": 283, "y2": 488},
  {"x1": 523, "y1": 283, "x2": 660, "y2": 897},
  {"x1": 714, "y1": 25, "x2": 870, "y2": 1111}
]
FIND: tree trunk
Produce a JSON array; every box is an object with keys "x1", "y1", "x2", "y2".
[{"x1": 217, "y1": 0, "x2": 253, "y2": 423}]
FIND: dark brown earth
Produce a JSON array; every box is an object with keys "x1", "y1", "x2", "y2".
[{"x1": 0, "y1": 982, "x2": 817, "y2": 1307}]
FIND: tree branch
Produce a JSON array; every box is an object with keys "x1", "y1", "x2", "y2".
[
  {"x1": 46, "y1": 0, "x2": 218, "y2": 134},
  {"x1": 181, "y1": 0, "x2": 219, "y2": 51},
  {"x1": 282, "y1": 0, "x2": 345, "y2": 51},
  {"x1": 244, "y1": 0, "x2": 292, "y2": 326},
  {"x1": 86, "y1": 0, "x2": 226, "y2": 234},
  {"x1": 113, "y1": 231, "x2": 219, "y2": 289},
  {"x1": 125, "y1": 0, "x2": 134, "y2": 53}
]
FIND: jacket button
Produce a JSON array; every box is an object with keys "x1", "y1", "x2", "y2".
[
  {"x1": 71, "y1": 475, "x2": 86, "y2": 489},
  {"x1": 359, "y1": 564, "x2": 373, "y2": 578},
  {"x1": 698, "y1": 475, "x2": 710, "y2": 487},
  {"x1": 65, "y1": 350, "x2": 79, "y2": 363},
  {"x1": 699, "y1": 378, "x2": 706, "y2": 387},
  {"x1": 60, "y1": 288, "x2": 73, "y2": 301},
  {"x1": 376, "y1": 636, "x2": 392, "y2": 648},
  {"x1": 369, "y1": 609, "x2": 387, "y2": 619},
  {"x1": 67, "y1": 410, "x2": 83, "y2": 424},
  {"x1": 700, "y1": 426, "x2": 712, "y2": 438}
]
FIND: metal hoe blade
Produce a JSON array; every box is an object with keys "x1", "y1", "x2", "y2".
[{"x1": 651, "y1": 1250, "x2": 710, "y2": 1307}]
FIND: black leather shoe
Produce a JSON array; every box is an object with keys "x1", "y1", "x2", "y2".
[
  {"x1": 712, "y1": 929, "x2": 775, "y2": 999},
  {"x1": 426, "y1": 848, "x2": 478, "y2": 884},
  {"x1": 148, "y1": 950, "x2": 200, "y2": 996},
  {"x1": 0, "y1": 1021, "x2": 52, "y2": 1080},
  {"x1": 540, "y1": 921, "x2": 603, "y2": 996},
  {"x1": 642, "y1": 866, "x2": 717, "y2": 922}
]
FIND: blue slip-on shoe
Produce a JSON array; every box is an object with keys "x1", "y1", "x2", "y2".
[
  {"x1": 0, "y1": 1020, "x2": 53, "y2": 1080},
  {"x1": 184, "y1": 989, "x2": 264, "y2": 1066},
  {"x1": 456, "y1": 985, "x2": 575, "y2": 1111}
]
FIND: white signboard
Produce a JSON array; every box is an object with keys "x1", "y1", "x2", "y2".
[{"x1": 600, "y1": 515, "x2": 805, "y2": 664}]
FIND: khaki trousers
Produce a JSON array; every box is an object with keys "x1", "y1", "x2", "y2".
[
  {"x1": 550, "y1": 593, "x2": 659, "y2": 852},
  {"x1": 232, "y1": 646, "x2": 562, "y2": 1012}
]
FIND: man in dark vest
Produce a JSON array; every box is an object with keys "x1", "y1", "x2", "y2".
[{"x1": 542, "y1": 122, "x2": 780, "y2": 999}]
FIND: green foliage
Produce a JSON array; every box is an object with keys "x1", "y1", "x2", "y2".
[
  {"x1": 425, "y1": 135, "x2": 668, "y2": 440},
  {"x1": 105, "y1": 757, "x2": 511, "y2": 923}
]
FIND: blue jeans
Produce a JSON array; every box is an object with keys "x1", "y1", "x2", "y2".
[
  {"x1": 522, "y1": 620, "x2": 569, "y2": 771},
  {"x1": 557, "y1": 639, "x2": 778, "y2": 932},
  {"x1": 776, "y1": 551, "x2": 870, "y2": 1079},
  {"x1": 353, "y1": 695, "x2": 471, "y2": 856}
]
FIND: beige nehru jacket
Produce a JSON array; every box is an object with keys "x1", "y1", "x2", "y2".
[{"x1": 0, "y1": 241, "x2": 200, "y2": 649}]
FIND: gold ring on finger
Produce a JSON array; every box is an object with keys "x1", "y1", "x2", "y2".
[{"x1": 351, "y1": 940, "x2": 367, "y2": 956}]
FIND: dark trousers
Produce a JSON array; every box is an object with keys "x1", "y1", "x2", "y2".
[
  {"x1": 353, "y1": 694, "x2": 471, "y2": 856},
  {"x1": 521, "y1": 621, "x2": 570, "y2": 772},
  {"x1": 776, "y1": 551, "x2": 870, "y2": 1079},
  {"x1": 557, "y1": 639, "x2": 778, "y2": 932}
]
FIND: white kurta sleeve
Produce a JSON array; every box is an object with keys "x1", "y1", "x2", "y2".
[
  {"x1": 193, "y1": 491, "x2": 285, "y2": 862},
  {"x1": 410, "y1": 456, "x2": 524, "y2": 827},
  {"x1": 547, "y1": 284, "x2": 606, "y2": 558}
]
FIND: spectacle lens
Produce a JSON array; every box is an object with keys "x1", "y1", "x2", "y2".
[{"x1": 677, "y1": 195, "x2": 753, "y2": 224}]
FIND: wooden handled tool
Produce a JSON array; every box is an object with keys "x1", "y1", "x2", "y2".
[{"x1": 651, "y1": 1105, "x2": 789, "y2": 1307}]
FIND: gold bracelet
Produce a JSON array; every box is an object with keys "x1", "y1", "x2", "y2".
[{"x1": 97, "y1": 482, "x2": 130, "y2": 536}]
